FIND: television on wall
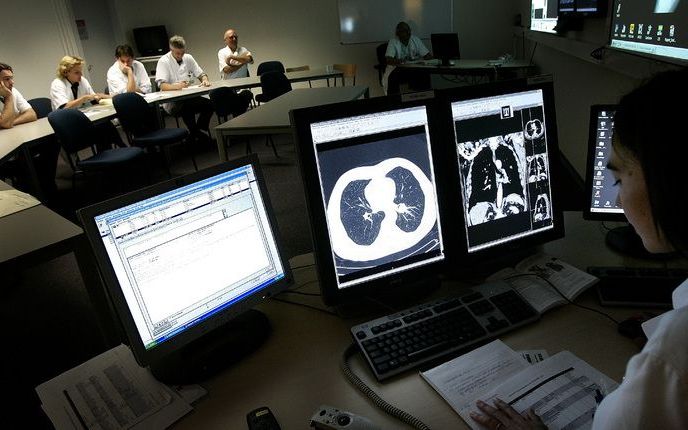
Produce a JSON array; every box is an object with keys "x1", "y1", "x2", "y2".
[{"x1": 133, "y1": 25, "x2": 169, "y2": 57}]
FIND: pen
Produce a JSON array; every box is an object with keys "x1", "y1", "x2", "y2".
[{"x1": 63, "y1": 389, "x2": 88, "y2": 429}]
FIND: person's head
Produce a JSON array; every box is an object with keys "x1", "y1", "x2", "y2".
[
  {"x1": 169, "y1": 35, "x2": 186, "y2": 61},
  {"x1": 56, "y1": 55, "x2": 85, "y2": 83},
  {"x1": 395, "y1": 22, "x2": 411, "y2": 45},
  {"x1": 114, "y1": 44, "x2": 135, "y2": 68},
  {"x1": 609, "y1": 68, "x2": 688, "y2": 254},
  {"x1": 224, "y1": 29, "x2": 238, "y2": 50},
  {"x1": 0, "y1": 63, "x2": 14, "y2": 90}
]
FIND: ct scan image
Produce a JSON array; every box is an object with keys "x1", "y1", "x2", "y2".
[
  {"x1": 527, "y1": 154, "x2": 549, "y2": 183},
  {"x1": 316, "y1": 133, "x2": 440, "y2": 277}
]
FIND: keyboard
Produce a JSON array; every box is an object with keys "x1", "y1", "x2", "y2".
[
  {"x1": 588, "y1": 266, "x2": 688, "y2": 308},
  {"x1": 350, "y1": 281, "x2": 540, "y2": 381}
]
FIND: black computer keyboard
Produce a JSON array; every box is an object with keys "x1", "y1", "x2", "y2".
[
  {"x1": 588, "y1": 266, "x2": 688, "y2": 308},
  {"x1": 350, "y1": 281, "x2": 540, "y2": 381}
]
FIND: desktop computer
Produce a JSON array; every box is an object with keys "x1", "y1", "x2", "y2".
[
  {"x1": 430, "y1": 33, "x2": 461, "y2": 66},
  {"x1": 77, "y1": 156, "x2": 292, "y2": 383}
]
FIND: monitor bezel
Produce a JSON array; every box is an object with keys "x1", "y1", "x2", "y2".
[
  {"x1": 77, "y1": 155, "x2": 293, "y2": 366},
  {"x1": 290, "y1": 94, "x2": 448, "y2": 306},
  {"x1": 583, "y1": 104, "x2": 625, "y2": 222},
  {"x1": 434, "y1": 77, "x2": 566, "y2": 266}
]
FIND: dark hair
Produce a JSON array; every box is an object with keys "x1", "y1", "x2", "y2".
[
  {"x1": 114, "y1": 44, "x2": 135, "y2": 58},
  {"x1": 614, "y1": 67, "x2": 688, "y2": 254},
  {"x1": 0, "y1": 63, "x2": 12, "y2": 73}
]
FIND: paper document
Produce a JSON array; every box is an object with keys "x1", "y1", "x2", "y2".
[
  {"x1": 36, "y1": 344, "x2": 193, "y2": 430},
  {"x1": 0, "y1": 189, "x2": 40, "y2": 217}
]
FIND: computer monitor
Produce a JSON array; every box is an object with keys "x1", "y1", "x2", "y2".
[
  {"x1": 431, "y1": 33, "x2": 461, "y2": 66},
  {"x1": 77, "y1": 156, "x2": 292, "y2": 383},
  {"x1": 558, "y1": 0, "x2": 605, "y2": 16},
  {"x1": 609, "y1": 0, "x2": 688, "y2": 62},
  {"x1": 133, "y1": 25, "x2": 169, "y2": 57},
  {"x1": 435, "y1": 77, "x2": 565, "y2": 269},
  {"x1": 530, "y1": 0, "x2": 559, "y2": 33},
  {"x1": 290, "y1": 95, "x2": 446, "y2": 307}
]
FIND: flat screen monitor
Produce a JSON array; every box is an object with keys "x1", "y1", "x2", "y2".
[
  {"x1": 435, "y1": 78, "x2": 565, "y2": 266},
  {"x1": 531, "y1": 0, "x2": 559, "y2": 33},
  {"x1": 78, "y1": 156, "x2": 292, "y2": 382},
  {"x1": 431, "y1": 33, "x2": 461, "y2": 66},
  {"x1": 559, "y1": 0, "x2": 605, "y2": 16},
  {"x1": 291, "y1": 96, "x2": 446, "y2": 307},
  {"x1": 583, "y1": 105, "x2": 624, "y2": 221},
  {"x1": 609, "y1": 0, "x2": 688, "y2": 62},
  {"x1": 133, "y1": 25, "x2": 169, "y2": 57}
]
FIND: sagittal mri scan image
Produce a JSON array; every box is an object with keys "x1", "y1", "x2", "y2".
[
  {"x1": 316, "y1": 133, "x2": 440, "y2": 277},
  {"x1": 457, "y1": 133, "x2": 527, "y2": 226}
]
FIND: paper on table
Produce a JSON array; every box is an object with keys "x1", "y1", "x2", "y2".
[
  {"x1": 421, "y1": 340, "x2": 529, "y2": 426},
  {"x1": 0, "y1": 189, "x2": 40, "y2": 217},
  {"x1": 36, "y1": 344, "x2": 192, "y2": 430},
  {"x1": 520, "y1": 350, "x2": 549, "y2": 364}
]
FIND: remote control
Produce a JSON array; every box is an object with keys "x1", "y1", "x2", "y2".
[
  {"x1": 309, "y1": 405, "x2": 380, "y2": 430},
  {"x1": 247, "y1": 406, "x2": 281, "y2": 430}
]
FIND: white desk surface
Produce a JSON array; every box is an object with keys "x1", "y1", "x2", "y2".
[
  {"x1": 172, "y1": 212, "x2": 677, "y2": 429},
  {"x1": 214, "y1": 86, "x2": 369, "y2": 160}
]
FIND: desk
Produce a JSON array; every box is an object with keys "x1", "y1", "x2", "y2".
[
  {"x1": 214, "y1": 86, "x2": 370, "y2": 161},
  {"x1": 172, "y1": 211, "x2": 674, "y2": 429}
]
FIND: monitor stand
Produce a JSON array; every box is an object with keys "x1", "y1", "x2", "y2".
[
  {"x1": 149, "y1": 309, "x2": 270, "y2": 384},
  {"x1": 440, "y1": 57, "x2": 452, "y2": 67},
  {"x1": 605, "y1": 225, "x2": 676, "y2": 260}
]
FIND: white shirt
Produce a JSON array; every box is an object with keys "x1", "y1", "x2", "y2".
[
  {"x1": 385, "y1": 34, "x2": 429, "y2": 62},
  {"x1": 107, "y1": 60, "x2": 152, "y2": 95},
  {"x1": 217, "y1": 46, "x2": 253, "y2": 79},
  {"x1": 155, "y1": 52, "x2": 206, "y2": 113},
  {"x1": 50, "y1": 76, "x2": 95, "y2": 111},
  {"x1": 0, "y1": 87, "x2": 31, "y2": 115},
  {"x1": 592, "y1": 279, "x2": 688, "y2": 429}
]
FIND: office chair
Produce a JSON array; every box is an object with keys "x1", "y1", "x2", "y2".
[
  {"x1": 113, "y1": 92, "x2": 197, "y2": 174},
  {"x1": 209, "y1": 87, "x2": 253, "y2": 154},
  {"x1": 47, "y1": 109, "x2": 144, "y2": 190},
  {"x1": 256, "y1": 61, "x2": 285, "y2": 76},
  {"x1": 27, "y1": 97, "x2": 52, "y2": 119},
  {"x1": 255, "y1": 71, "x2": 292, "y2": 105},
  {"x1": 374, "y1": 42, "x2": 388, "y2": 85},
  {"x1": 286, "y1": 65, "x2": 312, "y2": 87},
  {"x1": 333, "y1": 64, "x2": 357, "y2": 86}
]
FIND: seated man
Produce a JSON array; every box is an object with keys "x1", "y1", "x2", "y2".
[
  {"x1": 156, "y1": 35, "x2": 214, "y2": 143},
  {"x1": 0, "y1": 62, "x2": 37, "y2": 129},
  {"x1": 383, "y1": 22, "x2": 433, "y2": 95},
  {"x1": 107, "y1": 44, "x2": 152, "y2": 95},
  {"x1": 217, "y1": 28, "x2": 254, "y2": 116}
]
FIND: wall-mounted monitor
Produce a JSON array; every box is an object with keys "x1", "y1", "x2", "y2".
[
  {"x1": 559, "y1": 0, "x2": 606, "y2": 16},
  {"x1": 133, "y1": 25, "x2": 169, "y2": 57},
  {"x1": 531, "y1": 0, "x2": 559, "y2": 33},
  {"x1": 609, "y1": 0, "x2": 688, "y2": 62}
]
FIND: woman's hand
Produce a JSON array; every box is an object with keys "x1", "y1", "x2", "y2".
[{"x1": 470, "y1": 399, "x2": 547, "y2": 430}]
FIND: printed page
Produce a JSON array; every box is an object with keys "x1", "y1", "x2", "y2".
[
  {"x1": 487, "y1": 267, "x2": 564, "y2": 313},
  {"x1": 514, "y1": 253, "x2": 599, "y2": 301},
  {"x1": 420, "y1": 340, "x2": 529, "y2": 427},
  {"x1": 471, "y1": 351, "x2": 619, "y2": 430},
  {"x1": 0, "y1": 189, "x2": 40, "y2": 218}
]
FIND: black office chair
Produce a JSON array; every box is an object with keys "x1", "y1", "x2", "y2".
[
  {"x1": 113, "y1": 92, "x2": 197, "y2": 174},
  {"x1": 27, "y1": 97, "x2": 52, "y2": 119},
  {"x1": 256, "y1": 61, "x2": 285, "y2": 76},
  {"x1": 374, "y1": 42, "x2": 388, "y2": 85},
  {"x1": 255, "y1": 71, "x2": 292, "y2": 105},
  {"x1": 47, "y1": 109, "x2": 144, "y2": 190},
  {"x1": 209, "y1": 87, "x2": 253, "y2": 154}
]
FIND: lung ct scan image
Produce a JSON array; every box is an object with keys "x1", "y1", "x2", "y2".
[{"x1": 316, "y1": 132, "x2": 441, "y2": 280}]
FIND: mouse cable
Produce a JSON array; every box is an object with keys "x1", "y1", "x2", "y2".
[
  {"x1": 340, "y1": 343, "x2": 432, "y2": 430},
  {"x1": 504, "y1": 273, "x2": 620, "y2": 325},
  {"x1": 271, "y1": 297, "x2": 339, "y2": 316}
]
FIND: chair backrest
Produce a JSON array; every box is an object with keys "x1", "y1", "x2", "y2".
[
  {"x1": 376, "y1": 43, "x2": 388, "y2": 66},
  {"x1": 27, "y1": 97, "x2": 52, "y2": 119},
  {"x1": 112, "y1": 92, "x2": 156, "y2": 137},
  {"x1": 285, "y1": 65, "x2": 310, "y2": 73},
  {"x1": 47, "y1": 109, "x2": 99, "y2": 157},
  {"x1": 259, "y1": 71, "x2": 292, "y2": 102},
  {"x1": 257, "y1": 61, "x2": 285, "y2": 76},
  {"x1": 209, "y1": 87, "x2": 246, "y2": 123},
  {"x1": 333, "y1": 64, "x2": 357, "y2": 86}
]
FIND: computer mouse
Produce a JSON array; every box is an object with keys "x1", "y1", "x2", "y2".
[{"x1": 617, "y1": 313, "x2": 655, "y2": 340}]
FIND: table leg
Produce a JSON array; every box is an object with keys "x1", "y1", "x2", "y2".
[
  {"x1": 21, "y1": 145, "x2": 45, "y2": 202},
  {"x1": 216, "y1": 129, "x2": 229, "y2": 161}
]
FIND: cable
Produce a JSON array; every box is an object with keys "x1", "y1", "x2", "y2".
[
  {"x1": 504, "y1": 273, "x2": 620, "y2": 325},
  {"x1": 340, "y1": 343, "x2": 432, "y2": 430},
  {"x1": 290, "y1": 263, "x2": 316, "y2": 271},
  {"x1": 529, "y1": 42, "x2": 538, "y2": 65},
  {"x1": 271, "y1": 297, "x2": 338, "y2": 316}
]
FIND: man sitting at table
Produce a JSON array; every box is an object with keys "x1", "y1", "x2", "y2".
[
  {"x1": 217, "y1": 28, "x2": 254, "y2": 116},
  {"x1": 156, "y1": 35, "x2": 214, "y2": 144},
  {"x1": 107, "y1": 44, "x2": 152, "y2": 95},
  {"x1": 0, "y1": 62, "x2": 37, "y2": 129},
  {"x1": 383, "y1": 21, "x2": 433, "y2": 95}
]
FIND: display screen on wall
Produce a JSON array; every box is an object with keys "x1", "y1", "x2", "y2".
[
  {"x1": 609, "y1": 0, "x2": 688, "y2": 61},
  {"x1": 531, "y1": 0, "x2": 558, "y2": 33}
]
